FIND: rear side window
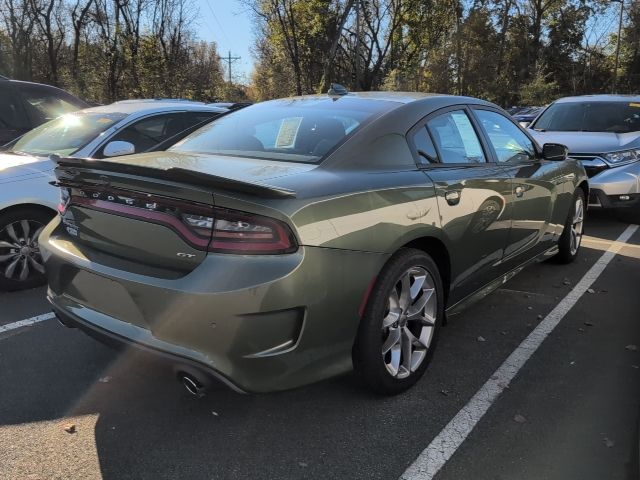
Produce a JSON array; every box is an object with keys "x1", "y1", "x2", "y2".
[
  {"x1": 181, "y1": 111, "x2": 218, "y2": 129},
  {"x1": 426, "y1": 110, "x2": 486, "y2": 164},
  {"x1": 475, "y1": 110, "x2": 536, "y2": 163},
  {"x1": 410, "y1": 126, "x2": 438, "y2": 164}
]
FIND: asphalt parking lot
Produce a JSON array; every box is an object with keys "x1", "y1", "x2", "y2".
[{"x1": 0, "y1": 211, "x2": 638, "y2": 480}]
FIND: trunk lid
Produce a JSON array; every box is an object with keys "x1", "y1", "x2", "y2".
[
  {"x1": 55, "y1": 162, "x2": 216, "y2": 275},
  {"x1": 52, "y1": 151, "x2": 304, "y2": 275}
]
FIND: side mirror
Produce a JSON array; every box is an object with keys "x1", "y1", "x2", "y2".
[
  {"x1": 542, "y1": 143, "x2": 568, "y2": 161},
  {"x1": 103, "y1": 140, "x2": 135, "y2": 157},
  {"x1": 519, "y1": 121, "x2": 531, "y2": 128}
]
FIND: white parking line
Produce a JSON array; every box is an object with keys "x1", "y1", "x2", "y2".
[
  {"x1": 401, "y1": 224, "x2": 639, "y2": 480},
  {"x1": 0, "y1": 312, "x2": 56, "y2": 335}
]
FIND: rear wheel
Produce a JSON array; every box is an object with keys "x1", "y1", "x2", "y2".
[
  {"x1": 555, "y1": 189, "x2": 585, "y2": 264},
  {"x1": 0, "y1": 207, "x2": 53, "y2": 291},
  {"x1": 353, "y1": 248, "x2": 444, "y2": 395}
]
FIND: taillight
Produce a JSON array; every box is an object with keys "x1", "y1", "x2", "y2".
[
  {"x1": 61, "y1": 184, "x2": 297, "y2": 255},
  {"x1": 207, "y1": 208, "x2": 297, "y2": 254}
]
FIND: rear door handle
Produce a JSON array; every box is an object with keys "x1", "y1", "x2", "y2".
[
  {"x1": 515, "y1": 185, "x2": 525, "y2": 198},
  {"x1": 445, "y1": 190, "x2": 461, "y2": 206}
]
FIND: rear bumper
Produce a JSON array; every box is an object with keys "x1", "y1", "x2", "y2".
[
  {"x1": 41, "y1": 216, "x2": 388, "y2": 393},
  {"x1": 50, "y1": 298, "x2": 246, "y2": 392}
]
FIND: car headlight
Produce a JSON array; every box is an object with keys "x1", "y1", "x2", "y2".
[{"x1": 602, "y1": 148, "x2": 640, "y2": 166}]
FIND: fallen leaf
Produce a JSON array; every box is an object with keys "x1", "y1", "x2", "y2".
[
  {"x1": 477, "y1": 336, "x2": 486, "y2": 342},
  {"x1": 625, "y1": 345, "x2": 638, "y2": 351},
  {"x1": 63, "y1": 423, "x2": 76, "y2": 434},
  {"x1": 514, "y1": 414, "x2": 526, "y2": 423},
  {"x1": 603, "y1": 437, "x2": 615, "y2": 448},
  {"x1": 98, "y1": 376, "x2": 112, "y2": 383}
]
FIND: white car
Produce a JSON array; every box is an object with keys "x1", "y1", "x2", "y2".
[{"x1": 0, "y1": 99, "x2": 229, "y2": 290}]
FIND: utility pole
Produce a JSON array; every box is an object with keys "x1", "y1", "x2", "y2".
[
  {"x1": 612, "y1": 0, "x2": 624, "y2": 93},
  {"x1": 354, "y1": 0, "x2": 360, "y2": 90},
  {"x1": 219, "y1": 51, "x2": 241, "y2": 84}
]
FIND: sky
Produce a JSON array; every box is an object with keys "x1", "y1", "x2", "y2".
[{"x1": 194, "y1": 0, "x2": 256, "y2": 83}]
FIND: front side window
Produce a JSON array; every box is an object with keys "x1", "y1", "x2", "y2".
[
  {"x1": 475, "y1": 110, "x2": 536, "y2": 163},
  {"x1": 100, "y1": 113, "x2": 192, "y2": 156},
  {"x1": 170, "y1": 97, "x2": 396, "y2": 163},
  {"x1": 11, "y1": 112, "x2": 125, "y2": 156},
  {"x1": 426, "y1": 110, "x2": 486, "y2": 164},
  {"x1": 532, "y1": 101, "x2": 640, "y2": 133}
]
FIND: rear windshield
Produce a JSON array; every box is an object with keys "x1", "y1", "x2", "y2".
[
  {"x1": 170, "y1": 97, "x2": 395, "y2": 163},
  {"x1": 12, "y1": 112, "x2": 126, "y2": 156},
  {"x1": 533, "y1": 101, "x2": 640, "y2": 133}
]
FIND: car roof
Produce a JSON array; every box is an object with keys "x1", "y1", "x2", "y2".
[
  {"x1": 262, "y1": 91, "x2": 495, "y2": 108},
  {"x1": 76, "y1": 99, "x2": 228, "y2": 116},
  {"x1": 555, "y1": 94, "x2": 640, "y2": 103},
  {"x1": 0, "y1": 78, "x2": 90, "y2": 103}
]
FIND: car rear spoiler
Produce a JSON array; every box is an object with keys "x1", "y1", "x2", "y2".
[{"x1": 49, "y1": 155, "x2": 297, "y2": 199}]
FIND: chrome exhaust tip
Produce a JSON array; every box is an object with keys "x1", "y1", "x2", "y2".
[{"x1": 179, "y1": 372, "x2": 206, "y2": 397}]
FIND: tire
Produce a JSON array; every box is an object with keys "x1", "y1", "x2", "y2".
[
  {"x1": 0, "y1": 207, "x2": 54, "y2": 291},
  {"x1": 353, "y1": 248, "x2": 444, "y2": 395},
  {"x1": 555, "y1": 189, "x2": 586, "y2": 264}
]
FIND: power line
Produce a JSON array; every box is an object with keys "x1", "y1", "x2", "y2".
[{"x1": 204, "y1": 0, "x2": 230, "y2": 44}]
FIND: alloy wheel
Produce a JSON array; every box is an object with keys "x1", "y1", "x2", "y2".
[
  {"x1": 570, "y1": 197, "x2": 584, "y2": 255},
  {"x1": 381, "y1": 266, "x2": 437, "y2": 379},
  {"x1": 0, "y1": 219, "x2": 46, "y2": 282}
]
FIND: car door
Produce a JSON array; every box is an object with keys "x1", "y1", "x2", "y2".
[
  {"x1": 409, "y1": 106, "x2": 514, "y2": 304},
  {"x1": 0, "y1": 82, "x2": 31, "y2": 144},
  {"x1": 471, "y1": 107, "x2": 558, "y2": 266}
]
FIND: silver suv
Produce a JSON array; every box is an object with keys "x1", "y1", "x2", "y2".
[{"x1": 529, "y1": 95, "x2": 640, "y2": 217}]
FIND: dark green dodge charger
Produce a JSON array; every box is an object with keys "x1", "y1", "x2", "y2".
[{"x1": 40, "y1": 92, "x2": 588, "y2": 395}]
